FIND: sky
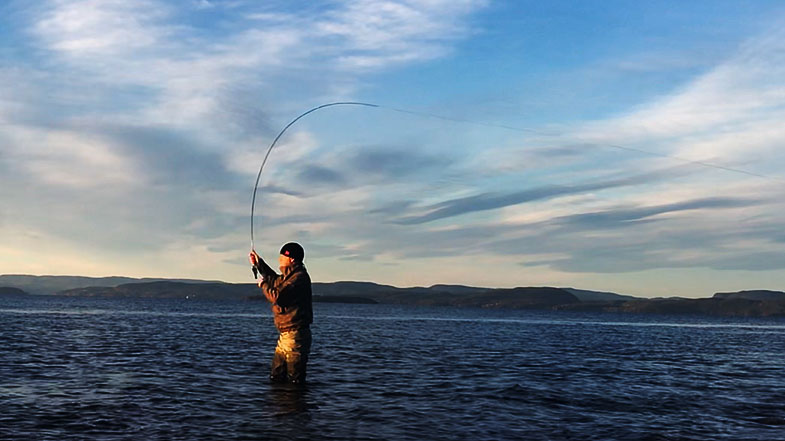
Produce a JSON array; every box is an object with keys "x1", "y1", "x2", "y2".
[{"x1": 1, "y1": 0, "x2": 785, "y2": 298}]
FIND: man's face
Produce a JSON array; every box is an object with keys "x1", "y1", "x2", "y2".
[{"x1": 279, "y1": 253, "x2": 294, "y2": 271}]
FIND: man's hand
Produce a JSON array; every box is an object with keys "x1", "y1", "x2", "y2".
[
  {"x1": 249, "y1": 250, "x2": 262, "y2": 279},
  {"x1": 249, "y1": 250, "x2": 261, "y2": 267}
]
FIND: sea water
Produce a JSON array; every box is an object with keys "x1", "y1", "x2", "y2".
[{"x1": 2, "y1": 295, "x2": 784, "y2": 440}]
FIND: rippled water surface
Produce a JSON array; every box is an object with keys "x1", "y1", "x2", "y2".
[{"x1": 2, "y1": 295, "x2": 785, "y2": 440}]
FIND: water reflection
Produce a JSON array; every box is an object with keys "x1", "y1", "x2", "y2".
[{"x1": 269, "y1": 383, "x2": 309, "y2": 416}]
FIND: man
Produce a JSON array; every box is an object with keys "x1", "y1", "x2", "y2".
[{"x1": 249, "y1": 242, "x2": 313, "y2": 384}]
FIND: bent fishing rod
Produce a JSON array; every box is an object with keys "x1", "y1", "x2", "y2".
[{"x1": 249, "y1": 101, "x2": 379, "y2": 278}]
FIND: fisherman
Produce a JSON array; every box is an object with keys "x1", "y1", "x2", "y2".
[{"x1": 249, "y1": 242, "x2": 313, "y2": 384}]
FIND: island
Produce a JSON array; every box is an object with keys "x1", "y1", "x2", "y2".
[{"x1": 0, "y1": 286, "x2": 30, "y2": 297}]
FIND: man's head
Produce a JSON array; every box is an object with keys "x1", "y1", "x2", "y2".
[{"x1": 278, "y1": 242, "x2": 304, "y2": 270}]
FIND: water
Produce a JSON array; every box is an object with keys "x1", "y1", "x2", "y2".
[{"x1": 2, "y1": 295, "x2": 785, "y2": 440}]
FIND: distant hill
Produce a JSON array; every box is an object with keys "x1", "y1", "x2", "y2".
[
  {"x1": 713, "y1": 290, "x2": 785, "y2": 301},
  {"x1": 0, "y1": 274, "x2": 221, "y2": 295},
  {"x1": 562, "y1": 288, "x2": 636, "y2": 302},
  {"x1": 616, "y1": 295, "x2": 785, "y2": 317},
  {"x1": 452, "y1": 287, "x2": 578, "y2": 308},
  {"x1": 51, "y1": 279, "x2": 581, "y2": 309},
  {"x1": 555, "y1": 289, "x2": 785, "y2": 317},
  {"x1": 312, "y1": 281, "x2": 401, "y2": 298},
  {"x1": 59, "y1": 281, "x2": 255, "y2": 300},
  {"x1": 0, "y1": 286, "x2": 30, "y2": 297},
  {"x1": 429, "y1": 284, "x2": 488, "y2": 295},
  {"x1": 5, "y1": 274, "x2": 783, "y2": 317},
  {"x1": 313, "y1": 282, "x2": 578, "y2": 308}
]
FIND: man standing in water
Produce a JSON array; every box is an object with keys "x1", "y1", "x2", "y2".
[{"x1": 249, "y1": 243, "x2": 313, "y2": 384}]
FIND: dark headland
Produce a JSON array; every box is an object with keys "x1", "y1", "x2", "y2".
[
  {"x1": 2, "y1": 275, "x2": 784, "y2": 317},
  {"x1": 0, "y1": 286, "x2": 31, "y2": 297}
]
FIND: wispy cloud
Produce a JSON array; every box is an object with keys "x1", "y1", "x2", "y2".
[
  {"x1": 578, "y1": 26, "x2": 785, "y2": 167},
  {"x1": 392, "y1": 166, "x2": 696, "y2": 224},
  {"x1": 33, "y1": 0, "x2": 173, "y2": 56},
  {"x1": 346, "y1": 193, "x2": 777, "y2": 274},
  {"x1": 315, "y1": 0, "x2": 486, "y2": 69}
]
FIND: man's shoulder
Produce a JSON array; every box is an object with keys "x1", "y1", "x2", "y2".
[
  {"x1": 297, "y1": 266, "x2": 311, "y2": 280},
  {"x1": 291, "y1": 264, "x2": 311, "y2": 281}
]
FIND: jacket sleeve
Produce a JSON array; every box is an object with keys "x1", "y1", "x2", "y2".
[
  {"x1": 254, "y1": 256, "x2": 277, "y2": 280},
  {"x1": 261, "y1": 270, "x2": 306, "y2": 306},
  {"x1": 260, "y1": 275, "x2": 281, "y2": 304}
]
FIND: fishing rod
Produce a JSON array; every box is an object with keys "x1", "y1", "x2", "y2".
[{"x1": 249, "y1": 101, "x2": 379, "y2": 278}]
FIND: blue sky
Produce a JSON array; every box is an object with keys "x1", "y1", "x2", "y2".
[{"x1": 2, "y1": 0, "x2": 784, "y2": 297}]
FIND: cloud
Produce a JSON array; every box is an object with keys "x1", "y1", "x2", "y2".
[
  {"x1": 90, "y1": 123, "x2": 245, "y2": 190},
  {"x1": 257, "y1": 184, "x2": 304, "y2": 198},
  {"x1": 577, "y1": 24, "x2": 785, "y2": 170},
  {"x1": 28, "y1": 0, "x2": 487, "y2": 89},
  {"x1": 487, "y1": 195, "x2": 780, "y2": 273},
  {"x1": 708, "y1": 251, "x2": 785, "y2": 271},
  {"x1": 260, "y1": 141, "x2": 458, "y2": 200},
  {"x1": 296, "y1": 164, "x2": 346, "y2": 186},
  {"x1": 305, "y1": 176, "x2": 781, "y2": 275},
  {"x1": 392, "y1": 165, "x2": 697, "y2": 224},
  {"x1": 347, "y1": 145, "x2": 447, "y2": 179},
  {"x1": 546, "y1": 197, "x2": 759, "y2": 231},
  {"x1": 315, "y1": 0, "x2": 487, "y2": 70},
  {"x1": 33, "y1": 0, "x2": 172, "y2": 56}
]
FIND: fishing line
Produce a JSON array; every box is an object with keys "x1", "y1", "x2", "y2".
[
  {"x1": 382, "y1": 107, "x2": 781, "y2": 181},
  {"x1": 602, "y1": 143, "x2": 776, "y2": 180},
  {"x1": 249, "y1": 101, "x2": 781, "y2": 267},
  {"x1": 382, "y1": 106, "x2": 553, "y2": 135}
]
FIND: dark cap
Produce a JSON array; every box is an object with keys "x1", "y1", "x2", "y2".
[{"x1": 279, "y1": 242, "x2": 304, "y2": 262}]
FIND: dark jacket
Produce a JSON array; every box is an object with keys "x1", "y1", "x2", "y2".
[{"x1": 256, "y1": 259, "x2": 313, "y2": 332}]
